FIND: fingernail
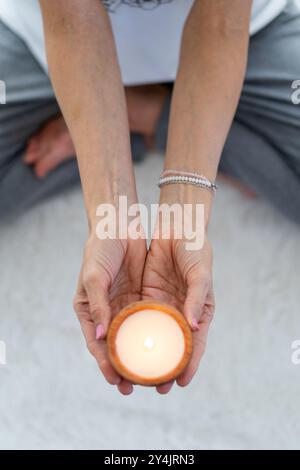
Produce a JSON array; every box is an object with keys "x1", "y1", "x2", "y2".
[
  {"x1": 96, "y1": 324, "x2": 105, "y2": 340},
  {"x1": 191, "y1": 316, "x2": 200, "y2": 331}
]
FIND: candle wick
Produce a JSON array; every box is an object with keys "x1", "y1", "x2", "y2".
[{"x1": 144, "y1": 337, "x2": 155, "y2": 351}]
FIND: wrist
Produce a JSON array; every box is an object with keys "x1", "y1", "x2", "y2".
[
  {"x1": 88, "y1": 194, "x2": 141, "y2": 242},
  {"x1": 159, "y1": 183, "x2": 213, "y2": 232},
  {"x1": 85, "y1": 167, "x2": 138, "y2": 233}
]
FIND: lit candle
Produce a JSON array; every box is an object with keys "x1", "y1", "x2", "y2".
[{"x1": 107, "y1": 301, "x2": 193, "y2": 386}]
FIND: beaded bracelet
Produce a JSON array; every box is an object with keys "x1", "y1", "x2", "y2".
[{"x1": 158, "y1": 170, "x2": 217, "y2": 193}]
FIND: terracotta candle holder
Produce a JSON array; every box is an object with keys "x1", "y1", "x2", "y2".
[{"x1": 107, "y1": 300, "x2": 193, "y2": 386}]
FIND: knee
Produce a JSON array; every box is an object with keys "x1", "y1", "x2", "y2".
[{"x1": 281, "y1": 198, "x2": 300, "y2": 225}]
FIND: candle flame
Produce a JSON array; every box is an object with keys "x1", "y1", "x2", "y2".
[{"x1": 144, "y1": 336, "x2": 155, "y2": 351}]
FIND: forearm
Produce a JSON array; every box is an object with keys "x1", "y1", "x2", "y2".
[
  {"x1": 162, "y1": 0, "x2": 252, "y2": 223},
  {"x1": 39, "y1": 0, "x2": 136, "y2": 227}
]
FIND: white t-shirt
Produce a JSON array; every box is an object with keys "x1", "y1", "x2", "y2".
[{"x1": 0, "y1": 0, "x2": 288, "y2": 85}]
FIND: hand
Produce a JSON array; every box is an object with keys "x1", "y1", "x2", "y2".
[
  {"x1": 142, "y1": 223, "x2": 215, "y2": 394},
  {"x1": 73, "y1": 233, "x2": 147, "y2": 395}
]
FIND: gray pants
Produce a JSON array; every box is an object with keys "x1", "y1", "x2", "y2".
[{"x1": 1, "y1": 1, "x2": 300, "y2": 222}]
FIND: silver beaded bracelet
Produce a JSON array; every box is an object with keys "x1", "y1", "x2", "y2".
[{"x1": 158, "y1": 170, "x2": 217, "y2": 193}]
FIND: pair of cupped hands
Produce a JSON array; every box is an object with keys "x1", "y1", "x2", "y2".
[{"x1": 73, "y1": 200, "x2": 215, "y2": 395}]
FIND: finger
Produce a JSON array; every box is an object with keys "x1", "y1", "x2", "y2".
[
  {"x1": 77, "y1": 309, "x2": 121, "y2": 385},
  {"x1": 83, "y1": 270, "x2": 112, "y2": 338},
  {"x1": 117, "y1": 379, "x2": 134, "y2": 396},
  {"x1": 96, "y1": 346, "x2": 122, "y2": 385},
  {"x1": 183, "y1": 276, "x2": 210, "y2": 331},
  {"x1": 156, "y1": 380, "x2": 174, "y2": 394},
  {"x1": 176, "y1": 322, "x2": 209, "y2": 387},
  {"x1": 74, "y1": 274, "x2": 121, "y2": 385},
  {"x1": 179, "y1": 288, "x2": 215, "y2": 387},
  {"x1": 84, "y1": 323, "x2": 121, "y2": 385}
]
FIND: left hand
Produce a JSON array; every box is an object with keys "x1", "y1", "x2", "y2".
[
  {"x1": 142, "y1": 233, "x2": 215, "y2": 394},
  {"x1": 74, "y1": 233, "x2": 147, "y2": 396}
]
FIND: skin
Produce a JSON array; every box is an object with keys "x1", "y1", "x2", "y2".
[
  {"x1": 39, "y1": 0, "x2": 252, "y2": 395},
  {"x1": 24, "y1": 84, "x2": 169, "y2": 178}
]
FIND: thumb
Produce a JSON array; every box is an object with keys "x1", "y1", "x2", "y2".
[
  {"x1": 183, "y1": 275, "x2": 210, "y2": 332},
  {"x1": 83, "y1": 271, "x2": 112, "y2": 339}
]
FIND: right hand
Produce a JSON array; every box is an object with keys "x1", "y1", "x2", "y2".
[{"x1": 73, "y1": 233, "x2": 147, "y2": 395}]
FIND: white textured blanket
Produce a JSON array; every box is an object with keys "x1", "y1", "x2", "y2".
[{"x1": 0, "y1": 154, "x2": 299, "y2": 450}]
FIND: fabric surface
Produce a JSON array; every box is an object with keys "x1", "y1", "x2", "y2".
[{"x1": 0, "y1": 0, "x2": 289, "y2": 85}]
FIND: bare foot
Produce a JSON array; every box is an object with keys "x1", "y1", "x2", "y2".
[
  {"x1": 218, "y1": 173, "x2": 256, "y2": 198},
  {"x1": 24, "y1": 115, "x2": 75, "y2": 179},
  {"x1": 24, "y1": 85, "x2": 169, "y2": 178},
  {"x1": 125, "y1": 84, "x2": 169, "y2": 149}
]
